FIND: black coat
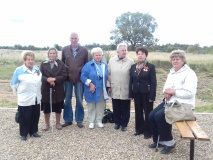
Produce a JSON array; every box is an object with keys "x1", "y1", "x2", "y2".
[
  {"x1": 40, "y1": 60, "x2": 67, "y2": 103},
  {"x1": 129, "y1": 62, "x2": 157, "y2": 101}
]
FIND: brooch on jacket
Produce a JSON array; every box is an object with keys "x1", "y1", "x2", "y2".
[{"x1": 143, "y1": 66, "x2": 148, "y2": 72}]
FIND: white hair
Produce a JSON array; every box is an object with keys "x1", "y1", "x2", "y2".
[
  {"x1": 117, "y1": 43, "x2": 128, "y2": 52},
  {"x1": 91, "y1": 47, "x2": 103, "y2": 56}
]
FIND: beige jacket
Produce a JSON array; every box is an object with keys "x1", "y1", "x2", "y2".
[{"x1": 108, "y1": 56, "x2": 134, "y2": 100}]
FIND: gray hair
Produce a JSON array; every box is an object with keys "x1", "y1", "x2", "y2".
[
  {"x1": 170, "y1": 50, "x2": 186, "y2": 64},
  {"x1": 21, "y1": 50, "x2": 35, "y2": 61},
  {"x1": 91, "y1": 47, "x2": 103, "y2": 57},
  {"x1": 70, "y1": 32, "x2": 79, "y2": 39},
  {"x1": 117, "y1": 43, "x2": 128, "y2": 52}
]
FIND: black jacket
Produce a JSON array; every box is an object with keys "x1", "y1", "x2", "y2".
[{"x1": 129, "y1": 62, "x2": 157, "y2": 101}]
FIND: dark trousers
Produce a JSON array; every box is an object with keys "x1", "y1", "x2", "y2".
[
  {"x1": 148, "y1": 101, "x2": 173, "y2": 143},
  {"x1": 19, "y1": 104, "x2": 40, "y2": 136},
  {"x1": 112, "y1": 99, "x2": 130, "y2": 127},
  {"x1": 134, "y1": 93, "x2": 153, "y2": 134}
]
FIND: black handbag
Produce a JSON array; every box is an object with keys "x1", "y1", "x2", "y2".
[
  {"x1": 15, "y1": 110, "x2": 19, "y2": 123},
  {"x1": 102, "y1": 109, "x2": 114, "y2": 123}
]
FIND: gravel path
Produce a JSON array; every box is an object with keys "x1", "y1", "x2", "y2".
[{"x1": 0, "y1": 109, "x2": 212, "y2": 160}]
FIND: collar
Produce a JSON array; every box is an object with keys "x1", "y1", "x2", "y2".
[
  {"x1": 70, "y1": 45, "x2": 79, "y2": 51},
  {"x1": 170, "y1": 64, "x2": 189, "y2": 74},
  {"x1": 91, "y1": 59, "x2": 103, "y2": 65},
  {"x1": 115, "y1": 56, "x2": 128, "y2": 62},
  {"x1": 22, "y1": 64, "x2": 38, "y2": 72},
  {"x1": 43, "y1": 58, "x2": 58, "y2": 67}
]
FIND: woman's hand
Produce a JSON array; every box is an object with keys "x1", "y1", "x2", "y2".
[
  {"x1": 89, "y1": 82, "x2": 96, "y2": 93},
  {"x1": 164, "y1": 87, "x2": 176, "y2": 101},
  {"x1": 47, "y1": 77, "x2": 56, "y2": 87},
  {"x1": 164, "y1": 93, "x2": 171, "y2": 101}
]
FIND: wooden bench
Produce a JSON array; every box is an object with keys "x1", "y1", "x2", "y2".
[{"x1": 175, "y1": 120, "x2": 210, "y2": 160}]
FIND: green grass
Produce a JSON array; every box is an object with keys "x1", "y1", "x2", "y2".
[
  {"x1": 0, "y1": 64, "x2": 18, "y2": 80},
  {"x1": 195, "y1": 105, "x2": 213, "y2": 113},
  {"x1": 0, "y1": 49, "x2": 213, "y2": 112},
  {"x1": 0, "y1": 99, "x2": 17, "y2": 108}
]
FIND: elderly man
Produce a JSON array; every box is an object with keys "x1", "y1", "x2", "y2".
[{"x1": 62, "y1": 32, "x2": 89, "y2": 128}]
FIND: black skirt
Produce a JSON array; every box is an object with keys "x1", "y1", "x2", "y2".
[{"x1": 41, "y1": 101, "x2": 64, "y2": 114}]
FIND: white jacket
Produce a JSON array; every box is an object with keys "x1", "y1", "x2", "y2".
[
  {"x1": 11, "y1": 65, "x2": 42, "y2": 106},
  {"x1": 163, "y1": 64, "x2": 197, "y2": 109}
]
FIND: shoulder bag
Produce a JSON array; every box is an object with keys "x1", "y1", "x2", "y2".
[
  {"x1": 15, "y1": 109, "x2": 19, "y2": 123},
  {"x1": 165, "y1": 100, "x2": 196, "y2": 124}
]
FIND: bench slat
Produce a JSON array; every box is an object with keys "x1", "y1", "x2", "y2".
[
  {"x1": 186, "y1": 121, "x2": 210, "y2": 141},
  {"x1": 175, "y1": 121, "x2": 195, "y2": 140}
]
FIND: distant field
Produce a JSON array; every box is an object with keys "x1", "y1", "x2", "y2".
[{"x1": 0, "y1": 49, "x2": 213, "y2": 111}]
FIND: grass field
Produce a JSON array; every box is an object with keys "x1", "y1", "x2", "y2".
[{"x1": 0, "y1": 49, "x2": 212, "y2": 112}]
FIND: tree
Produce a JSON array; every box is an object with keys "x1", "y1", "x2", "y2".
[
  {"x1": 110, "y1": 12, "x2": 158, "y2": 51},
  {"x1": 54, "y1": 44, "x2": 62, "y2": 51}
]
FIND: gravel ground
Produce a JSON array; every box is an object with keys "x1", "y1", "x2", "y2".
[{"x1": 0, "y1": 109, "x2": 212, "y2": 160}]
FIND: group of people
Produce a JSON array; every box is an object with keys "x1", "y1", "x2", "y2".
[{"x1": 11, "y1": 32, "x2": 198, "y2": 155}]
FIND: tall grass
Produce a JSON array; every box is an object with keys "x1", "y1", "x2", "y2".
[{"x1": 0, "y1": 49, "x2": 213, "y2": 110}]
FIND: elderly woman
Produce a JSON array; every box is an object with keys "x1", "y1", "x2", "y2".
[
  {"x1": 81, "y1": 47, "x2": 108, "y2": 129},
  {"x1": 107, "y1": 43, "x2": 134, "y2": 132},
  {"x1": 11, "y1": 51, "x2": 42, "y2": 141},
  {"x1": 129, "y1": 47, "x2": 157, "y2": 138},
  {"x1": 148, "y1": 50, "x2": 198, "y2": 154},
  {"x1": 40, "y1": 47, "x2": 67, "y2": 130}
]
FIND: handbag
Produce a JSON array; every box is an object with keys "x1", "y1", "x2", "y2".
[
  {"x1": 102, "y1": 109, "x2": 114, "y2": 123},
  {"x1": 15, "y1": 110, "x2": 19, "y2": 123},
  {"x1": 164, "y1": 100, "x2": 196, "y2": 124}
]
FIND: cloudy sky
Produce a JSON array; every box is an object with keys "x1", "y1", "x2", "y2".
[{"x1": 0, "y1": 0, "x2": 212, "y2": 47}]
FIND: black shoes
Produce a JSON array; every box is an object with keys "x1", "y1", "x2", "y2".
[
  {"x1": 160, "y1": 143, "x2": 176, "y2": 154},
  {"x1": 31, "y1": 132, "x2": 41, "y2": 138},
  {"x1": 62, "y1": 122, "x2": 83, "y2": 128},
  {"x1": 114, "y1": 124, "x2": 120, "y2": 130},
  {"x1": 21, "y1": 133, "x2": 40, "y2": 140},
  {"x1": 77, "y1": 122, "x2": 84, "y2": 128},
  {"x1": 114, "y1": 124, "x2": 126, "y2": 131},
  {"x1": 62, "y1": 122, "x2": 73, "y2": 127},
  {"x1": 121, "y1": 126, "x2": 127, "y2": 132},
  {"x1": 20, "y1": 136, "x2": 27, "y2": 141},
  {"x1": 134, "y1": 132, "x2": 143, "y2": 136},
  {"x1": 148, "y1": 143, "x2": 165, "y2": 148}
]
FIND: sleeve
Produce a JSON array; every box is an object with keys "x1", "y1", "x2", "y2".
[
  {"x1": 106, "y1": 58, "x2": 111, "y2": 87},
  {"x1": 175, "y1": 70, "x2": 198, "y2": 99},
  {"x1": 80, "y1": 63, "x2": 91, "y2": 86},
  {"x1": 129, "y1": 65, "x2": 134, "y2": 98},
  {"x1": 40, "y1": 63, "x2": 48, "y2": 84},
  {"x1": 149, "y1": 64, "x2": 157, "y2": 101},
  {"x1": 84, "y1": 49, "x2": 89, "y2": 65},
  {"x1": 10, "y1": 68, "x2": 19, "y2": 95},
  {"x1": 55, "y1": 62, "x2": 67, "y2": 84}
]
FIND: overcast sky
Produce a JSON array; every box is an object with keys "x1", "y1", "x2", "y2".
[{"x1": 0, "y1": 0, "x2": 213, "y2": 47}]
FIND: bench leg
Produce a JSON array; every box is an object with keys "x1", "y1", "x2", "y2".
[{"x1": 190, "y1": 140, "x2": 195, "y2": 160}]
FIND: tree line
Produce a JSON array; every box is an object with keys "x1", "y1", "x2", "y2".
[{"x1": 0, "y1": 43, "x2": 213, "y2": 54}]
